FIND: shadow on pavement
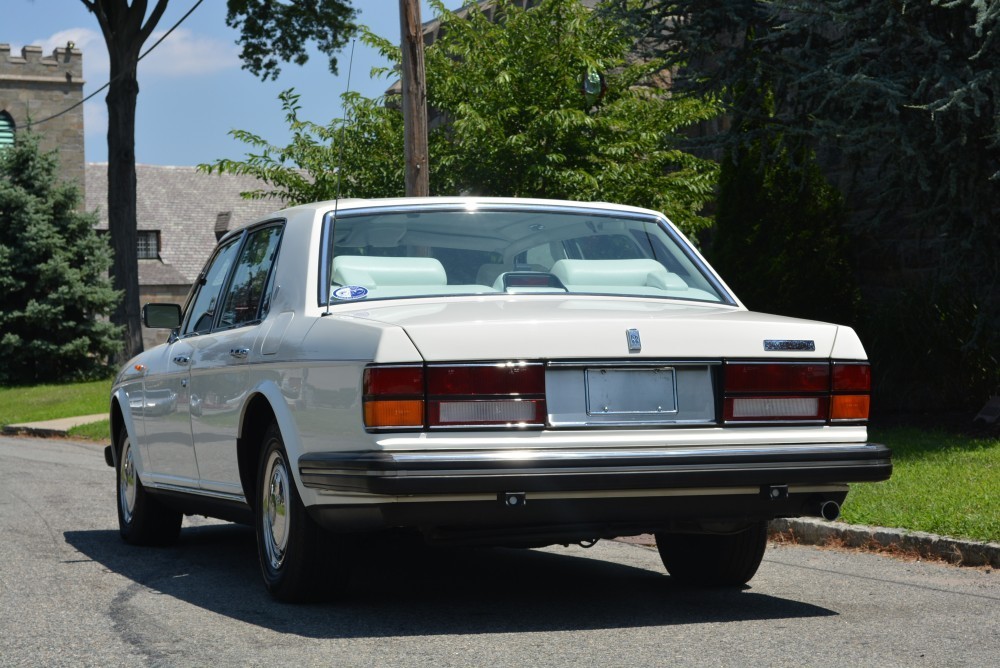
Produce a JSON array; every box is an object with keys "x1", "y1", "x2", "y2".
[{"x1": 65, "y1": 524, "x2": 836, "y2": 638}]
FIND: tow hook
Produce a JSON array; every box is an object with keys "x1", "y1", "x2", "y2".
[
  {"x1": 761, "y1": 484, "x2": 789, "y2": 500},
  {"x1": 499, "y1": 492, "x2": 526, "y2": 508}
]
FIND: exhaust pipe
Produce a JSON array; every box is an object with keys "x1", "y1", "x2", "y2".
[{"x1": 819, "y1": 500, "x2": 841, "y2": 521}]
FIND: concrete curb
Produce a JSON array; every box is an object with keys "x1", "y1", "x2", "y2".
[
  {"x1": 617, "y1": 520, "x2": 1000, "y2": 570},
  {"x1": 770, "y1": 517, "x2": 1000, "y2": 569},
  {"x1": 2, "y1": 414, "x2": 107, "y2": 438}
]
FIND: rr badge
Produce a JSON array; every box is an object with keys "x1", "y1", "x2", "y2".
[{"x1": 626, "y1": 328, "x2": 642, "y2": 352}]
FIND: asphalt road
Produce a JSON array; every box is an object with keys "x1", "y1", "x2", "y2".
[{"x1": 1, "y1": 435, "x2": 997, "y2": 667}]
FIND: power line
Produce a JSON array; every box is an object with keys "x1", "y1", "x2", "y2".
[{"x1": 25, "y1": 0, "x2": 206, "y2": 129}]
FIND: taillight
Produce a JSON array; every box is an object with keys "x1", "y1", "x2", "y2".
[
  {"x1": 363, "y1": 366, "x2": 424, "y2": 429},
  {"x1": 723, "y1": 361, "x2": 870, "y2": 423},
  {"x1": 830, "y1": 362, "x2": 871, "y2": 421},
  {"x1": 428, "y1": 363, "x2": 546, "y2": 427},
  {"x1": 363, "y1": 363, "x2": 547, "y2": 430}
]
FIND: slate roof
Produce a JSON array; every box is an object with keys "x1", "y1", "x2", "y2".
[{"x1": 85, "y1": 163, "x2": 282, "y2": 285}]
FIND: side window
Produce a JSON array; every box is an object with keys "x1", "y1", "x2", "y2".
[
  {"x1": 218, "y1": 225, "x2": 283, "y2": 329},
  {"x1": 183, "y1": 238, "x2": 242, "y2": 336}
]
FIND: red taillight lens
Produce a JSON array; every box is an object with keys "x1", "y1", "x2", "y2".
[
  {"x1": 724, "y1": 363, "x2": 830, "y2": 392},
  {"x1": 832, "y1": 363, "x2": 871, "y2": 392},
  {"x1": 723, "y1": 361, "x2": 869, "y2": 423},
  {"x1": 363, "y1": 366, "x2": 424, "y2": 429},
  {"x1": 428, "y1": 363, "x2": 546, "y2": 427},
  {"x1": 427, "y1": 363, "x2": 545, "y2": 396}
]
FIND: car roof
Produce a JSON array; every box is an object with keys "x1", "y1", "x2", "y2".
[{"x1": 232, "y1": 196, "x2": 661, "y2": 234}]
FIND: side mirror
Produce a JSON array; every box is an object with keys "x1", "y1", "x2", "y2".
[{"x1": 142, "y1": 303, "x2": 182, "y2": 329}]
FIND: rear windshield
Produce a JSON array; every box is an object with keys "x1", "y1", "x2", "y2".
[{"x1": 321, "y1": 206, "x2": 729, "y2": 305}]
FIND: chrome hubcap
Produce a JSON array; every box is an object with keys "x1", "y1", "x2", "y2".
[
  {"x1": 119, "y1": 438, "x2": 137, "y2": 524},
  {"x1": 262, "y1": 450, "x2": 290, "y2": 571}
]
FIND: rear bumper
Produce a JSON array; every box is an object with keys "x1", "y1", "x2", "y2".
[{"x1": 298, "y1": 442, "x2": 892, "y2": 496}]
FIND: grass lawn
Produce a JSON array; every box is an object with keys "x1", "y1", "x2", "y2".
[
  {"x1": 0, "y1": 378, "x2": 112, "y2": 426},
  {"x1": 841, "y1": 426, "x2": 1000, "y2": 544}
]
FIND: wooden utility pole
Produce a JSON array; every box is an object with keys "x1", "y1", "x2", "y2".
[{"x1": 400, "y1": 0, "x2": 429, "y2": 196}]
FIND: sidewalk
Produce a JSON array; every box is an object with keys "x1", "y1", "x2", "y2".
[
  {"x1": 2, "y1": 414, "x2": 107, "y2": 438},
  {"x1": 5, "y1": 414, "x2": 999, "y2": 569}
]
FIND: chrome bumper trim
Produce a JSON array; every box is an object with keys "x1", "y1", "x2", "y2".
[{"x1": 299, "y1": 442, "x2": 891, "y2": 495}]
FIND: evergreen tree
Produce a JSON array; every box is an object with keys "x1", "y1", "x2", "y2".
[
  {"x1": 711, "y1": 140, "x2": 859, "y2": 326},
  {"x1": 0, "y1": 133, "x2": 121, "y2": 384}
]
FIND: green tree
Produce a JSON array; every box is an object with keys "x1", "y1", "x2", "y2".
[
  {"x1": 0, "y1": 133, "x2": 121, "y2": 384},
  {"x1": 711, "y1": 141, "x2": 859, "y2": 326},
  {"x1": 204, "y1": 0, "x2": 721, "y2": 236},
  {"x1": 80, "y1": 0, "x2": 357, "y2": 363},
  {"x1": 628, "y1": 0, "x2": 1000, "y2": 408},
  {"x1": 203, "y1": 89, "x2": 404, "y2": 204}
]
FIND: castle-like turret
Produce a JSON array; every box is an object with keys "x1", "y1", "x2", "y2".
[{"x1": 0, "y1": 44, "x2": 86, "y2": 188}]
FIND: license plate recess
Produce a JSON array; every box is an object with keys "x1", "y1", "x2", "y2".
[{"x1": 585, "y1": 367, "x2": 677, "y2": 415}]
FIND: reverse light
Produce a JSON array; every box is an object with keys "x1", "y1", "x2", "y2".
[
  {"x1": 723, "y1": 361, "x2": 870, "y2": 423},
  {"x1": 363, "y1": 362, "x2": 547, "y2": 430}
]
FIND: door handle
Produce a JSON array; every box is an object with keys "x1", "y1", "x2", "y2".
[
  {"x1": 173, "y1": 355, "x2": 190, "y2": 365},
  {"x1": 230, "y1": 348, "x2": 250, "y2": 359}
]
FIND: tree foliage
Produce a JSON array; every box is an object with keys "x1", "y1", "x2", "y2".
[
  {"x1": 711, "y1": 141, "x2": 859, "y2": 326},
  {"x1": 225, "y1": 0, "x2": 358, "y2": 81},
  {"x1": 629, "y1": 0, "x2": 1000, "y2": 407},
  {"x1": 204, "y1": 0, "x2": 721, "y2": 236},
  {"x1": 0, "y1": 133, "x2": 121, "y2": 384},
  {"x1": 203, "y1": 89, "x2": 404, "y2": 203}
]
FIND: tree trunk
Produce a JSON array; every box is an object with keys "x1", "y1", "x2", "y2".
[
  {"x1": 106, "y1": 48, "x2": 143, "y2": 363},
  {"x1": 400, "y1": 0, "x2": 429, "y2": 196},
  {"x1": 84, "y1": 0, "x2": 169, "y2": 364}
]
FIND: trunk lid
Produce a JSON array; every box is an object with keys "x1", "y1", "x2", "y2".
[{"x1": 339, "y1": 296, "x2": 844, "y2": 361}]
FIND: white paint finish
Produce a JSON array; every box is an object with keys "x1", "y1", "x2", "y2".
[
  {"x1": 333, "y1": 297, "x2": 842, "y2": 361},
  {"x1": 258, "y1": 311, "x2": 294, "y2": 355}
]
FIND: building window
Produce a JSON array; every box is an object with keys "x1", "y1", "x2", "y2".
[
  {"x1": 137, "y1": 231, "x2": 160, "y2": 259},
  {"x1": 0, "y1": 111, "x2": 15, "y2": 149}
]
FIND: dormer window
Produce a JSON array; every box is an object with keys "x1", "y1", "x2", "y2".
[{"x1": 137, "y1": 231, "x2": 160, "y2": 259}]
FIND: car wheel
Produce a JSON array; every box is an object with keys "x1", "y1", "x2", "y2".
[
  {"x1": 655, "y1": 521, "x2": 768, "y2": 587},
  {"x1": 256, "y1": 422, "x2": 341, "y2": 602},
  {"x1": 116, "y1": 427, "x2": 182, "y2": 545}
]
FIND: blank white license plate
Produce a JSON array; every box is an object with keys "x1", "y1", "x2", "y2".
[{"x1": 585, "y1": 368, "x2": 677, "y2": 415}]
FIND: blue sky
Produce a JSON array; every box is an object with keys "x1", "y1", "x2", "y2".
[{"x1": 5, "y1": 0, "x2": 452, "y2": 166}]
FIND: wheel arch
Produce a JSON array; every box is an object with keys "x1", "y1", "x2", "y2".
[
  {"x1": 109, "y1": 388, "x2": 143, "y2": 471},
  {"x1": 237, "y1": 383, "x2": 302, "y2": 512},
  {"x1": 109, "y1": 398, "x2": 125, "y2": 467}
]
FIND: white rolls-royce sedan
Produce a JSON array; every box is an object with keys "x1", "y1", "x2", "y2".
[{"x1": 106, "y1": 197, "x2": 891, "y2": 601}]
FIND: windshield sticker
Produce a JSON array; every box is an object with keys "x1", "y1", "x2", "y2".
[{"x1": 331, "y1": 286, "x2": 369, "y2": 301}]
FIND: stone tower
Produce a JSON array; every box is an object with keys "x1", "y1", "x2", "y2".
[{"x1": 0, "y1": 44, "x2": 85, "y2": 188}]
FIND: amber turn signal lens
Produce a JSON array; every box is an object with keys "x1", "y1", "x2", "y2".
[
  {"x1": 830, "y1": 395, "x2": 870, "y2": 421},
  {"x1": 364, "y1": 399, "x2": 424, "y2": 428}
]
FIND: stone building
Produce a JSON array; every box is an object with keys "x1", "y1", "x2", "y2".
[
  {"x1": 0, "y1": 43, "x2": 85, "y2": 188},
  {"x1": 84, "y1": 165, "x2": 278, "y2": 349}
]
